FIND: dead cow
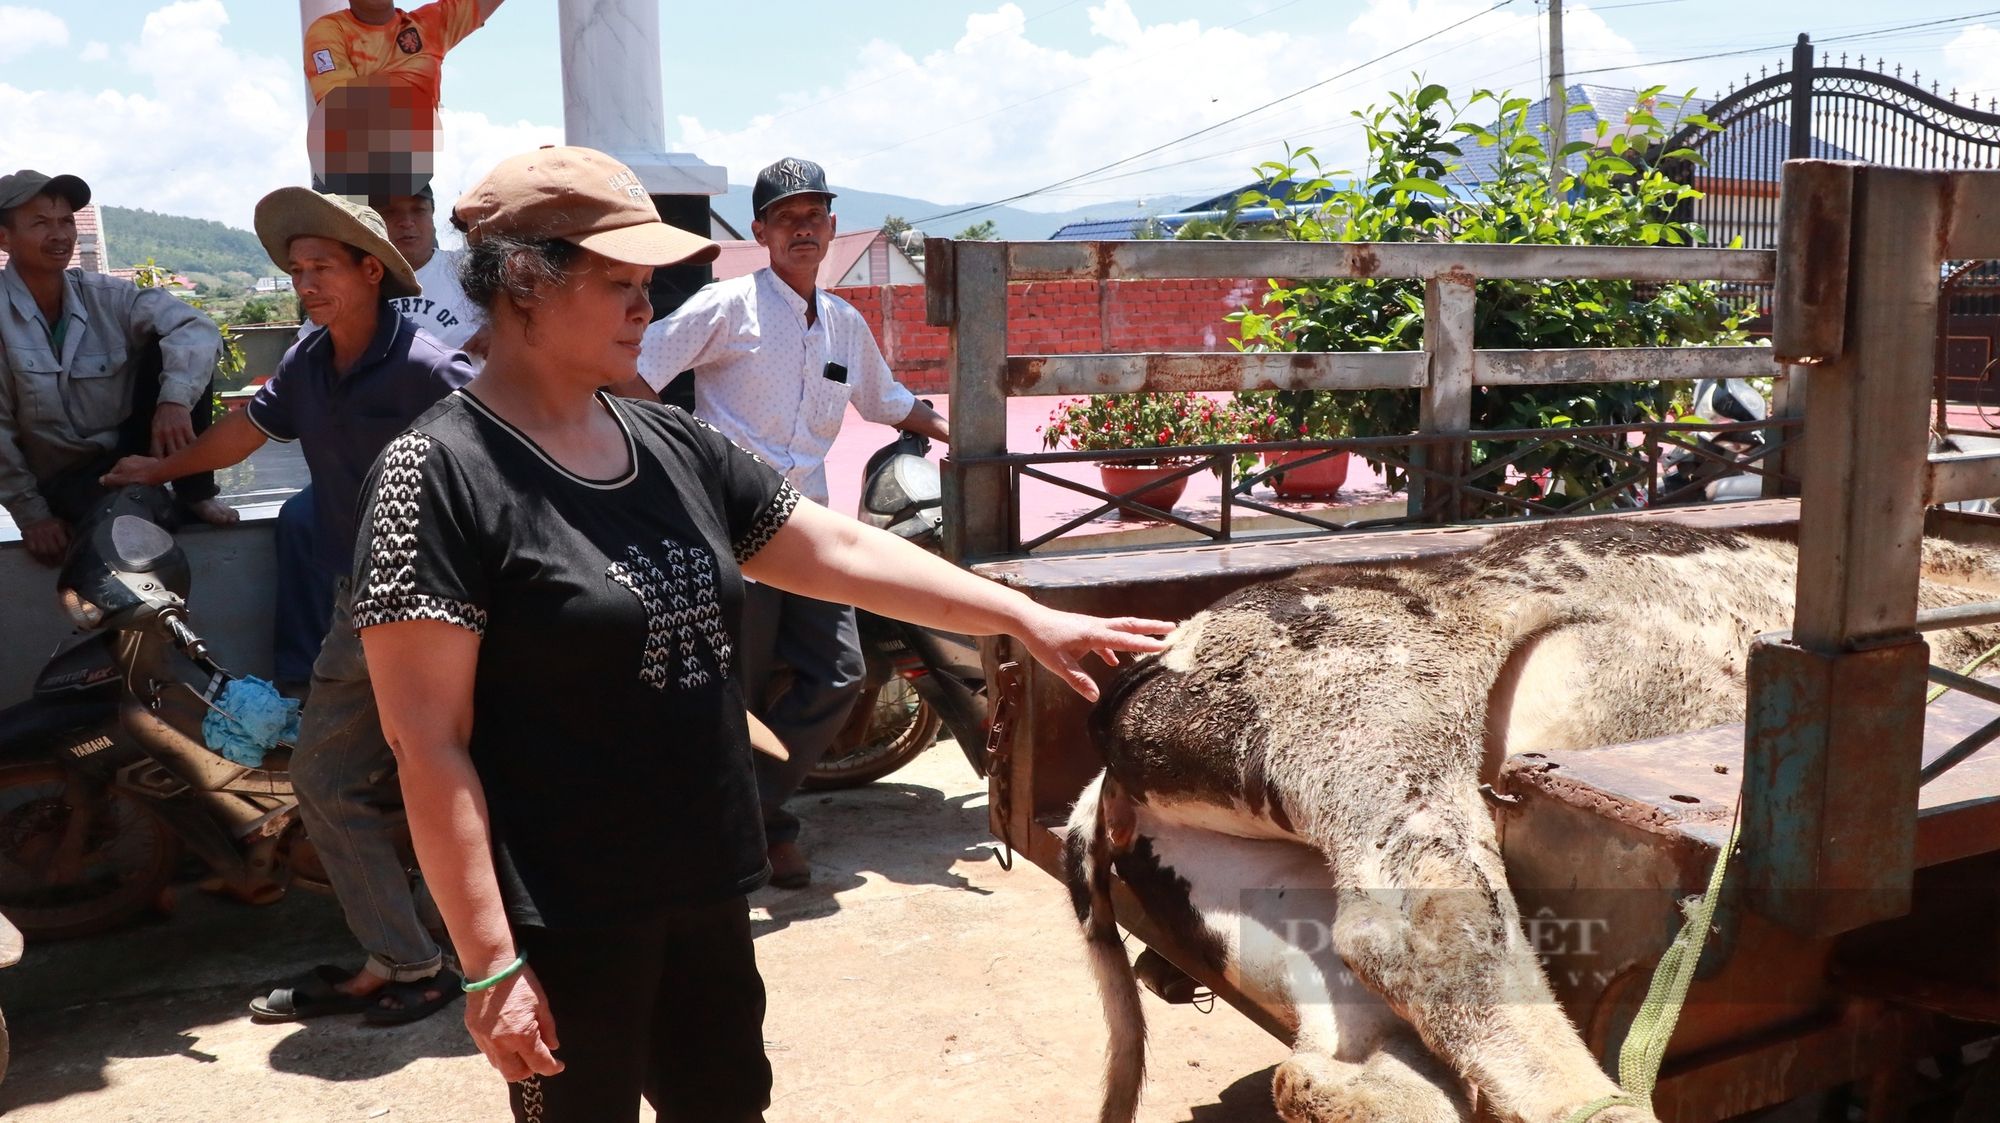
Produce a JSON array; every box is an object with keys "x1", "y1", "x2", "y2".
[{"x1": 1064, "y1": 521, "x2": 2000, "y2": 1123}]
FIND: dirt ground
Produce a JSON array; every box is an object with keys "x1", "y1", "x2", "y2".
[{"x1": 0, "y1": 742, "x2": 1288, "y2": 1122}]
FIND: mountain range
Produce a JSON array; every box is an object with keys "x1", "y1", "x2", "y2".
[
  {"x1": 710, "y1": 184, "x2": 1208, "y2": 241},
  {"x1": 96, "y1": 187, "x2": 1214, "y2": 282}
]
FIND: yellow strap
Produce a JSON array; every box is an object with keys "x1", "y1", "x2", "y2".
[
  {"x1": 1561, "y1": 814, "x2": 1742, "y2": 1123},
  {"x1": 1565, "y1": 637, "x2": 2000, "y2": 1123}
]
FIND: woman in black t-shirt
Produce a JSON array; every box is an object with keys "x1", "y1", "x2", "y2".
[{"x1": 350, "y1": 146, "x2": 1175, "y2": 1123}]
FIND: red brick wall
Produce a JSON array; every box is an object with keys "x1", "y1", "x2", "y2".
[{"x1": 830, "y1": 277, "x2": 1269, "y2": 395}]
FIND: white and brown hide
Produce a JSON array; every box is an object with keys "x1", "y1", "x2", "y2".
[
  {"x1": 1064, "y1": 773, "x2": 1471, "y2": 1123},
  {"x1": 1069, "y1": 521, "x2": 2000, "y2": 1123}
]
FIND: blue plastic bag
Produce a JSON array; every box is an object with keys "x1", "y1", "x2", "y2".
[{"x1": 201, "y1": 676, "x2": 302, "y2": 768}]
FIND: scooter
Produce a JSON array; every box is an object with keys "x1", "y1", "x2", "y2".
[
  {"x1": 803, "y1": 430, "x2": 991, "y2": 789},
  {"x1": 1659, "y1": 377, "x2": 1771, "y2": 503},
  {"x1": 0, "y1": 488, "x2": 317, "y2": 940}
]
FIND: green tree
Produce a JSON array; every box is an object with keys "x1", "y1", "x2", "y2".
[
  {"x1": 1230, "y1": 81, "x2": 1741, "y2": 509},
  {"x1": 133, "y1": 258, "x2": 248, "y2": 394},
  {"x1": 954, "y1": 219, "x2": 999, "y2": 241}
]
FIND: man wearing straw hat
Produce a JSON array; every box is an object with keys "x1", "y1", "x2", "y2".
[{"x1": 104, "y1": 189, "x2": 472, "y2": 1025}]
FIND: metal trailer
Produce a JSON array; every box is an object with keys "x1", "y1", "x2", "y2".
[{"x1": 928, "y1": 161, "x2": 2000, "y2": 1120}]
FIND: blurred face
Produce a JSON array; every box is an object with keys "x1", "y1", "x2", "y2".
[
  {"x1": 373, "y1": 195, "x2": 437, "y2": 268},
  {"x1": 347, "y1": 0, "x2": 396, "y2": 23},
  {"x1": 287, "y1": 235, "x2": 384, "y2": 331},
  {"x1": 515, "y1": 249, "x2": 654, "y2": 385},
  {"x1": 752, "y1": 195, "x2": 834, "y2": 280},
  {"x1": 0, "y1": 194, "x2": 78, "y2": 278}
]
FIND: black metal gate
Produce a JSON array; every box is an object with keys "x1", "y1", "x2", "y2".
[
  {"x1": 1663, "y1": 34, "x2": 2000, "y2": 253},
  {"x1": 1660, "y1": 35, "x2": 2000, "y2": 403}
]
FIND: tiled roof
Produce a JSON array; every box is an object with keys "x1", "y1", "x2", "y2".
[
  {"x1": 710, "y1": 228, "x2": 880, "y2": 286},
  {"x1": 1048, "y1": 217, "x2": 1149, "y2": 240}
]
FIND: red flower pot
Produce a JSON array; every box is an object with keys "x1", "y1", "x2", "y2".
[
  {"x1": 1098, "y1": 464, "x2": 1189, "y2": 515},
  {"x1": 1262, "y1": 450, "x2": 1350, "y2": 498}
]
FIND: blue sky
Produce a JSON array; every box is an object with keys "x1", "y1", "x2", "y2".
[{"x1": 3, "y1": 1, "x2": 1997, "y2": 229}]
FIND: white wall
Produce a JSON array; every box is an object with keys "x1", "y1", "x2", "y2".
[{"x1": 0, "y1": 519, "x2": 279, "y2": 705}]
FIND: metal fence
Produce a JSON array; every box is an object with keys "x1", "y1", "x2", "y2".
[{"x1": 928, "y1": 238, "x2": 1791, "y2": 561}]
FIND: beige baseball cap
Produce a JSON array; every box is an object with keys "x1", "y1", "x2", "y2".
[
  {"x1": 452, "y1": 146, "x2": 720, "y2": 268},
  {"x1": 253, "y1": 188, "x2": 421, "y2": 299}
]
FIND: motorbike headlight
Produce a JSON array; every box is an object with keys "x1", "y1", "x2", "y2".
[{"x1": 58, "y1": 587, "x2": 104, "y2": 629}]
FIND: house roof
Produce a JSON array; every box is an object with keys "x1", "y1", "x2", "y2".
[
  {"x1": 1448, "y1": 84, "x2": 1860, "y2": 187},
  {"x1": 1049, "y1": 217, "x2": 1149, "y2": 240},
  {"x1": 710, "y1": 228, "x2": 882, "y2": 286}
]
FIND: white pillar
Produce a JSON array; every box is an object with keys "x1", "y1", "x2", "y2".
[{"x1": 557, "y1": 0, "x2": 727, "y2": 196}]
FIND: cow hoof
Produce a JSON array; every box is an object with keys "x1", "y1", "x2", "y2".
[{"x1": 1273, "y1": 1050, "x2": 1468, "y2": 1123}]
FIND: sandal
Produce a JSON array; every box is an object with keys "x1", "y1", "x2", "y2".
[
  {"x1": 249, "y1": 964, "x2": 371, "y2": 1021},
  {"x1": 363, "y1": 968, "x2": 463, "y2": 1027}
]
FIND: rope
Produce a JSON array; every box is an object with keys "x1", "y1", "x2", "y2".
[
  {"x1": 1561, "y1": 812, "x2": 1743, "y2": 1123},
  {"x1": 1927, "y1": 640, "x2": 2000, "y2": 705},
  {"x1": 1562, "y1": 638, "x2": 2000, "y2": 1122}
]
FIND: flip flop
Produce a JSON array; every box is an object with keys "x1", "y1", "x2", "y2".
[
  {"x1": 249, "y1": 964, "x2": 371, "y2": 1021},
  {"x1": 363, "y1": 968, "x2": 463, "y2": 1027}
]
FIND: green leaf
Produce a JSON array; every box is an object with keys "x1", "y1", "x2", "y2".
[{"x1": 1392, "y1": 177, "x2": 1450, "y2": 198}]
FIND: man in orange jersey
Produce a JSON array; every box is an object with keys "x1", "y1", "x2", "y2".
[{"x1": 303, "y1": 1, "x2": 506, "y2": 109}]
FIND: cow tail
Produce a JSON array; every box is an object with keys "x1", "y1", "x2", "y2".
[{"x1": 1063, "y1": 771, "x2": 1146, "y2": 1123}]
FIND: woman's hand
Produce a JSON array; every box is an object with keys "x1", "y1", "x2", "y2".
[
  {"x1": 465, "y1": 965, "x2": 563, "y2": 1082},
  {"x1": 1013, "y1": 607, "x2": 1176, "y2": 702}
]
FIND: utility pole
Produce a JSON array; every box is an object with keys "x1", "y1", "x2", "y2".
[{"x1": 1548, "y1": 0, "x2": 1567, "y2": 180}]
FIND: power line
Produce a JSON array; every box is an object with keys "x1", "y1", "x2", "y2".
[
  {"x1": 1567, "y1": 9, "x2": 2000, "y2": 78},
  {"x1": 912, "y1": 0, "x2": 1520, "y2": 225}
]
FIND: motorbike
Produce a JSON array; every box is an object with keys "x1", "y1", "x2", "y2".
[
  {"x1": 803, "y1": 429, "x2": 992, "y2": 789},
  {"x1": 1659, "y1": 377, "x2": 1771, "y2": 504},
  {"x1": 0, "y1": 487, "x2": 319, "y2": 941}
]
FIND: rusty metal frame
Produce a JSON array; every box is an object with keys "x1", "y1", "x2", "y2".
[
  {"x1": 932, "y1": 235, "x2": 1791, "y2": 564},
  {"x1": 933, "y1": 164, "x2": 2000, "y2": 1120},
  {"x1": 962, "y1": 419, "x2": 1799, "y2": 554}
]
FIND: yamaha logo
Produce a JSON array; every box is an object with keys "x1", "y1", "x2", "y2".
[{"x1": 64, "y1": 735, "x2": 114, "y2": 759}]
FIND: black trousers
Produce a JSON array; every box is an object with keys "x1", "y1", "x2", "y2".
[
  {"x1": 507, "y1": 897, "x2": 771, "y2": 1123},
  {"x1": 40, "y1": 340, "x2": 219, "y2": 525}
]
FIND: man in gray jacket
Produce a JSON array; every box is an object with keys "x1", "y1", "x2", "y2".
[{"x1": 0, "y1": 169, "x2": 235, "y2": 564}]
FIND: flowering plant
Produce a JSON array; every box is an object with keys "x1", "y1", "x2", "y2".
[
  {"x1": 1039, "y1": 392, "x2": 1240, "y2": 465},
  {"x1": 1232, "y1": 389, "x2": 1353, "y2": 443}
]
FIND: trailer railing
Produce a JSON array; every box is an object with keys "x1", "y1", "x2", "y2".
[{"x1": 926, "y1": 237, "x2": 1797, "y2": 562}]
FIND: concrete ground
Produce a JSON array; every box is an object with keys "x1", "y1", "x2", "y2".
[{"x1": 0, "y1": 741, "x2": 1288, "y2": 1123}]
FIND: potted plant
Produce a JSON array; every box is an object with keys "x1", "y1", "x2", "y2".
[
  {"x1": 1234, "y1": 389, "x2": 1352, "y2": 497},
  {"x1": 1041, "y1": 392, "x2": 1238, "y2": 513}
]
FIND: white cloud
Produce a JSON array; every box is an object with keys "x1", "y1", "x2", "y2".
[
  {"x1": 0, "y1": 4, "x2": 67, "y2": 63},
  {"x1": 0, "y1": 0, "x2": 560, "y2": 236},
  {"x1": 669, "y1": 0, "x2": 1642, "y2": 218},
  {"x1": 79, "y1": 40, "x2": 108, "y2": 63},
  {"x1": 1941, "y1": 25, "x2": 2000, "y2": 108}
]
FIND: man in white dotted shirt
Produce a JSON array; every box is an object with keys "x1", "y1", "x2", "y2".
[{"x1": 633, "y1": 157, "x2": 948, "y2": 888}]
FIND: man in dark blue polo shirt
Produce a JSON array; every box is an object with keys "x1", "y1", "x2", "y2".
[{"x1": 103, "y1": 188, "x2": 470, "y2": 1025}]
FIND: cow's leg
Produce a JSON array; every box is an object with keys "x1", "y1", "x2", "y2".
[
  {"x1": 1273, "y1": 1032, "x2": 1470, "y2": 1123},
  {"x1": 1314, "y1": 787, "x2": 1653, "y2": 1123}
]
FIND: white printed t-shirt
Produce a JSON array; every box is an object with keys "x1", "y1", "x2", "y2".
[{"x1": 636, "y1": 267, "x2": 915, "y2": 506}]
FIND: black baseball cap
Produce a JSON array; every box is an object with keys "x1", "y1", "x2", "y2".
[
  {"x1": 0, "y1": 169, "x2": 90, "y2": 213},
  {"x1": 752, "y1": 157, "x2": 835, "y2": 219}
]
